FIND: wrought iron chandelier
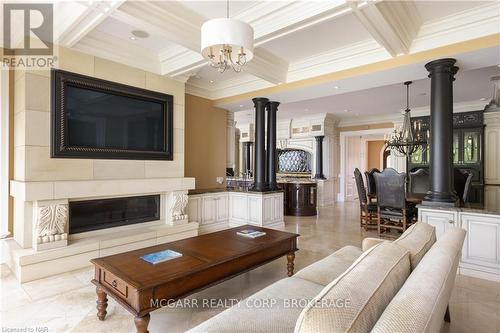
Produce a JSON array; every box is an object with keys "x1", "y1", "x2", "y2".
[
  {"x1": 385, "y1": 81, "x2": 428, "y2": 157},
  {"x1": 200, "y1": 0, "x2": 254, "y2": 73}
]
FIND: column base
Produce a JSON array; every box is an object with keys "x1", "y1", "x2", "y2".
[
  {"x1": 422, "y1": 192, "x2": 459, "y2": 207},
  {"x1": 313, "y1": 175, "x2": 326, "y2": 180},
  {"x1": 250, "y1": 183, "x2": 269, "y2": 192}
]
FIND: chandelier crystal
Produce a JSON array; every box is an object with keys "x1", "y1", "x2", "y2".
[
  {"x1": 200, "y1": 0, "x2": 254, "y2": 73},
  {"x1": 385, "y1": 81, "x2": 428, "y2": 157}
]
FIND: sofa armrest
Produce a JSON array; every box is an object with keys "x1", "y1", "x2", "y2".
[{"x1": 362, "y1": 238, "x2": 388, "y2": 251}]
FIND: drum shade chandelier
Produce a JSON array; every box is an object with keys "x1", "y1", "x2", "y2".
[
  {"x1": 385, "y1": 81, "x2": 428, "y2": 157},
  {"x1": 201, "y1": 0, "x2": 254, "y2": 73}
]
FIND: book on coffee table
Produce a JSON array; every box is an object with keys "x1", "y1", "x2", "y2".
[
  {"x1": 141, "y1": 249, "x2": 182, "y2": 264},
  {"x1": 237, "y1": 229, "x2": 266, "y2": 239}
]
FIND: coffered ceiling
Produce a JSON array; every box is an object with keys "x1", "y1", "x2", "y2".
[{"x1": 2, "y1": 0, "x2": 499, "y2": 103}]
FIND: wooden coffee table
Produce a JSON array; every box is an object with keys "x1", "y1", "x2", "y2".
[{"x1": 91, "y1": 225, "x2": 299, "y2": 333}]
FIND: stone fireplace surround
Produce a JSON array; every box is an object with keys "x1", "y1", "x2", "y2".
[
  {"x1": 5, "y1": 177, "x2": 198, "y2": 282},
  {"x1": 4, "y1": 47, "x2": 199, "y2": 283}
]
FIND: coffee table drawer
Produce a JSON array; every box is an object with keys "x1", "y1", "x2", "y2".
[{"x1": 103, "y1": 270, "x2": 128, "y2": 297}]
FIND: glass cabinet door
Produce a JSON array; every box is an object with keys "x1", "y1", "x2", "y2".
[
  {"x1": 453, "y1": 132, "x2": 460, "y2": 164},
  {"x1": 411, "y1": 146, "x2": 424, "y2": 164},
  {"x1": 463, "y1": 130, "x2": 480, "y2": 164}
]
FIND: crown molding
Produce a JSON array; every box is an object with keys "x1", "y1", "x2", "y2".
[
  {"x1": 338, "y1": 100, "x2": 489, "y2": 127},
  {"x1": 187, "y1": 75, "x2": 272, "y2": 100},
  {"x1": 159, "y1": 46, "x2": 205, "y2": 77},
  {"x1": 411, "y1": 2, "x2": 500, "y2": 53},
  {"x1": 287, "y1": 39, "x2": 389, "y2": 83}
]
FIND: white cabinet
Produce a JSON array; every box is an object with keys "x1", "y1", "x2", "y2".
[
  {"x1": 460, "y1": 213, "x2": 500, "y2": 278},
  {"x1": 188, "y1": 193, "x2": 229, "y2": 233},
  {"x1": 418, "y1": 209, "x2": 459, "y2": 239},
  {"x1": 419, "y1": 207, "x2": 500, "y2": 282},
  {"x1": 189, "y1": 191, "x2": 285, "y2": 234}
]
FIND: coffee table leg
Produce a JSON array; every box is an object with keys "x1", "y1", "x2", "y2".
[
  {"x1": 134, "y1": 313, "x2": 151, "y2": 333},
  {"x1": 96, "y1": 286, "x2": 108, "y2": 321},
  {"x1": 287, "y1": 252, "x2": 295, "y2": 277}
]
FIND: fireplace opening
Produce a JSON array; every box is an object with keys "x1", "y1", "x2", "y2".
[{"x1": 69, "y1": 195, "x2": 160, "y2": 234}]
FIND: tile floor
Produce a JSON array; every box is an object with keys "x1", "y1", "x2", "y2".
[{"x1": 1, "y1": 202, "x2": 499, "y2": 333}]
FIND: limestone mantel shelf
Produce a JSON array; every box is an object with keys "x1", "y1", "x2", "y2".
[{"x1": 10, "y1": 177, "x2": 196, "y2": 201}]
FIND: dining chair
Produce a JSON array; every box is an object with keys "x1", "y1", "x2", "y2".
[
  {"x1": 409, "y1": 168, "x2": 430, "y2": 194},
  {"x1": 354, "y1": 168, "x2": 377, "y2": 230},
  {"x1": 374, "y1": 168, "x2": 415, "y2": 237},
  {"x1": 454, "y1": 169, "x2": 473, "y2": 203},
  {"x1": 364, "y1": 168, "x2": 380, "y2": 202}
]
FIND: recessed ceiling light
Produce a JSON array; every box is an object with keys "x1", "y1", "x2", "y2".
[
  {"x1": 497, "y1": 64, "x2": 500, "y2": 67},
  {"x1": 277, "y1": 82, "x2": 283, "y2": 85},
  {"x1": 129, "y1": 36, "x2": 136, "y2": 41},
  {"x1": 343, "y1": 109, "x2": 350, "y2": 112},
  {"x1": 209, "y1": 80, "x2": 215, "y2": 83},
  {"x1": 239, "y1": 105, "x2": 244, "y2": 107},
  {"x1": 131, "y1": 30, "x2": 149, "y2": 38},
  {"x1": 333, "y1": 85, "x2": 340, "y2": 89},
  {"x1": 396, "y1": 52, "x2": 405, "y2": 56}
]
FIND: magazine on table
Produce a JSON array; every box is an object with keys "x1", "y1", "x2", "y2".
[
  {"x1": 141, "y1": 249, "x2": 182, "y2": 264},
  {"x1": 237, "y1": 229, "x2": 267, "y2": 238}
]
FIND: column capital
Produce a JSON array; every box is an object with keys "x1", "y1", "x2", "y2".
[
  {"x1": 252, "y1": 97, "x2": 269, "y2": 107},
  {"x1": 267, "y1": 101, "x2": 280, "y2": 110},
  {"x1": 425, "y1": 58, "x2": 459, "y2": 77}
]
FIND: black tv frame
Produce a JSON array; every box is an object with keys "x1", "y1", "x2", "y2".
[{"x1": 51, "y1": 69, "x2": 174, "y2": 160}]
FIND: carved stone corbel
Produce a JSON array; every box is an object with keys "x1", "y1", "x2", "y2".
[
  {"x1": 166, "y1": 192, "x2": 189, "y2": 225},
  {"x1": 34, "y1": 200, "x2": 69, "y2": 251}
]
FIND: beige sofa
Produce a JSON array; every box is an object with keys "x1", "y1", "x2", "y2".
[{"x1": 188, "y1": 223, "x2": 466, "y2": 333}]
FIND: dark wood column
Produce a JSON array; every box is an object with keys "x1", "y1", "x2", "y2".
[
  {"x1": 266, "y1": 101, "x2": 279, "y2": 190},
  {"x1": 313, "y1": 136, "x2": 326, "y2": 179},
  {"x1": 251, "y1": 97, "x2": 269, "y2": 192},
  {"x1": 423, "y1": 58, "x2": 459, "y2": 206}
]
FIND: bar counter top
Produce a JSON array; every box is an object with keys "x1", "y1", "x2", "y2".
[
  {"x1": 416, "y1": 204, "x2": 500, "y2": 215},
  {"x1": 188, "y1": 188, "x2": 284, "y2": 195}
]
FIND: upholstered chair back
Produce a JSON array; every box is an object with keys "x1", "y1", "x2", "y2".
[
  {"x1": 364, "y1": 168, "x2": 380, "y2": 196},
  {"x1": 409, "y1": 168, "x2": 430, "y2": 194},
  {"x1": 374, "y1": 168, "x2": 406, "y2": 209},
  {"x1": 354, "y1": 168, "x2": 368, "y2": 204}
]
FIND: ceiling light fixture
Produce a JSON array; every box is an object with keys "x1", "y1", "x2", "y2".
[
  {"x1": 333, "y1": 85, "x2": 340, "y2": 89},
  {"x1": 385, "y1": 81, "x2": 428, "y2": 157},
  {"x1": 209, "y1": 80, "x2": 215, "y2": 83},
  {"x1": 239, "y1": 104, "x2": 244, "y2": 107},
  {"x1": 201, "y1": 0, "x2": 254, "y2": 73},
  {"x1": 129, "y1": 36, "x2": 136, "y2": 41}
]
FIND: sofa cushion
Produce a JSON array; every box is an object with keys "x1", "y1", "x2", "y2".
[
  {"x1": 187, "y1": 277, "x2": 324, "y2": 333},
  {"x1": 372, "y1": 227, "x2": 466, "y2": 333},
  {"x1": 394, "y1": 222, "x2": 436, "y2": 270},
  {"x1": 294, "y1": 242, "x2": 411, "y2": 333},
  {"x1": 294, "y1": 246, "x2": 363, "y2": 285}
]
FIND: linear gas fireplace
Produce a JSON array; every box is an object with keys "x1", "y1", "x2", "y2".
[{"x1": 69, "y1": 195, "x2": 160, "y2": 234}]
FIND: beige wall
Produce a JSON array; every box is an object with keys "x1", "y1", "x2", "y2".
[
  {"x1": 367, "y1": 140, "x2": 385, "y2": 170},
  {"x1": 185, "y1": 94, "x2": 227, "y2": 189},
  {"x1": 13, "y1": 46, "x2": 185, "y2": 182}
]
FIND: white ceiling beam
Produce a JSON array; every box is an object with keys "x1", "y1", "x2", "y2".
[
  {"x1": 245, "y1": 47, "x2": 289, "y2": 84},
  {"x1": 74, "y1": 30, "x2": 160, "y2": 74},
  {"x1": 56, "y1": 1, "x2": 125, "y2": 48},
  {"x1": 349, "y1": 0, "x2": 421, "y2": 57}
]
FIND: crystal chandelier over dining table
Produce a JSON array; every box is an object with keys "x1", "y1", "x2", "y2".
[
  {"x1": 384, "y1": 81, "x2": 428, "y2": 157},
  {"x1": 200, "y1": 0, "x2": 254, "y2": 73}
]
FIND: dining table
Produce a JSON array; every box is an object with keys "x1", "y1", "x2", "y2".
[{"x1": 406, "y1": 192, "x2": 426, "y2": 204}]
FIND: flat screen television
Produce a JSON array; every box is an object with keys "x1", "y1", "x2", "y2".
[{"x1": 51, "y1": 69, "x2": 173, "y2": 160}]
